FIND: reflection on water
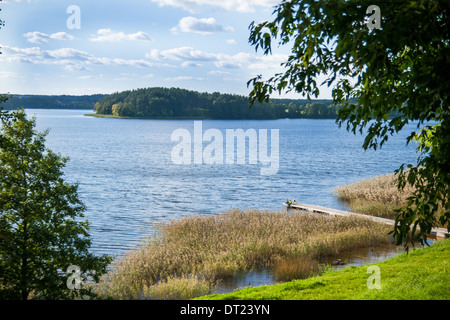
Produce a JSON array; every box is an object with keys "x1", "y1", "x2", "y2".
[
  {"x1": 214, "y1": 269, "x2": 276, "y2": 295},
  {"x1": 321, "y1": 243, "x2": 406, "y2": 270},
  {"x1": 213, "y1": 241, "x2": 434, "y2": 295}
]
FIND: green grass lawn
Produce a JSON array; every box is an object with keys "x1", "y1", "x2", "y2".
[{"x1": 196, "y1": 238, "x2": 450, "y2": 300}]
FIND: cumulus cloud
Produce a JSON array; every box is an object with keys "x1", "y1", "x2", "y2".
[
  {"x1": 146, "y1": 46, "x2": 218, "y2": 62},
  {"x1": 4, "y1": 43, "x2": 284, "y2": 73},
  {"x1": 171, "y1": 17, "x2": 234, "y2": 35},
  {"x1": 165, "y1": 76, "x2": 205, "y2": 81},
  {"x1": 181, "y1": 61, "x2": 203, "y2": 67},
  {"x1": 1, "y1": 45, "x2": 45, "y2": 62},
  {"x1": 147, "y1": 47, "x2": 246, "y2": 68},
  {"x1": 1, "y1": 44, "x2": 157, "y2": 70},
  {"x1": 49, "y1": 32, "x2": 75, "y2": 41},
  {"x1": 150, "y1": 0, "x2": 278, "y2": 13},
  {"x1": 45, "y1": 47, "x2": 93, "y2": 60},
  {"x1": 147, "y1": 46, "x2": 287, "y2": 70},
  {"x1": 89, "y1": 29, "x2": 152, "y2": 42},
  {"x1": 64, "y1": 64, "x2": 92, "y2": 72},
  {"x1": 24, "y1": 31, "x2": 75, "y2": 44}
]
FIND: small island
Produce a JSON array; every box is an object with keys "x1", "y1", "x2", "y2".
[{"x1": 92, "y1": 87, "x2": 340, "y2": 120}]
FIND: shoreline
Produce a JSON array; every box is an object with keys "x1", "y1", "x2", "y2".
[
  {"x1": 198, "y1": 238, "x2": 449, "y2": 300},
  {"x1": 84, "y1": 113, "x2": 336, "y2": 121},
  {"x1": 212, "y1": 241, "x2": 408, "y2": 295},
  {"x1": 84, "y1": 113, "x2": 220, "y2": 120},
  {"x1": 95, "y1": 208, "x2": 395, "y2": 299}
]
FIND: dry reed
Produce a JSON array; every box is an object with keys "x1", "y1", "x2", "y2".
[
  {"x1": 97, "y1": 209, "x2": 392, "y2": 299},
  {"x1": 334, "y1": 173, "x2": 415, "y2": 218},
  {"x1": 274, "y1": 255, "x2": 323, "y2": 282}
]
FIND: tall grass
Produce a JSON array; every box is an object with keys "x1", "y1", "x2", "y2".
[
  {"x1": 334, "y1": 173, "x2": 415, "y2": 219},
  {"x1": 97, "y1": 209, "x2": 392, "y2": 299},
  {"x1": 274, "y1": 255, "x2": 323, "y2": 282}
]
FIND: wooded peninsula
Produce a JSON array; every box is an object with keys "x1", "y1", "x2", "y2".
[{"x1": 93, "y1": 87, "x2": 339, "y2": 120}]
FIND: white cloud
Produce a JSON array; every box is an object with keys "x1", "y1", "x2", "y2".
[
  {"x1": 181, "y1": 61, "x2": 203, "y2": 67},
  {"x1": 150, "y1": 0, "x2": 278, "y2": 13},
  {"x1": 50, "y1": 32, "x2": 76, "y2": 41},
  {"x1": 23, "y1": 32, "x2": 49, "y2": 44},
  {"x1": 223, "y1": 77, "x2": 243, "y2": 82},
  {"x1": 78, "y1": 75, "x2": 97, "y2": 80},
  {"x1": 208, "y1": 70, "x2": 230, "y2": 75},
  {"x1": 45, "y1": 48, "x2": 93, "y2": 61},
  {"x1": 1, "y1": 45, "x2": 45, "y2": 63},
  {"x1": 5, "y1": 0, "x2": 37, "y2": 3},
  {"x1": 171, "y1": 16, "x2": 234, "y2": 35},
  {"x1": 91, "y1": 57, "x2": 155, "y2": 68},
  {"x1": 111, "y1": 72, "x2": 155, "y2": 80},
  {"x1": 64, "y1": 64, "x2": 92, "y2": 72},
  {"x1": 146, "y1": 46, "x2": 218, "y2": 61},
  {"x1": 215, "y1": 52, "x2": 254, "y2": 69},
  {"x1": 147, "y1": 46, "x2": 287, "y2": 70},
  {"x1": 0, "y1": 71, "x2": 23, "y2": 79},
  {"x1": 5, "y1": 44, "x2": 285, "y2": 74},
  {"x1": 214, "y1": 61, "x2": 240, "y2": 69},
  {"x1": 226, "y1": 39, "x2": 237, "y2": 45},
  {"x1": 24, "y1": 31, "x2": 75, "y2": 44},
  {"x1": 247, "y1": 53, "x2": 287, "y2": 70},
  {"x1": 1, "y1": 44, "x2": 157, "y2": 70},
  {"x1": 89, "y1": 29, "x2": 152, "y2": 42},
  {"x1": 165, "y1": 76, "x2": 205, "y2": 81}
]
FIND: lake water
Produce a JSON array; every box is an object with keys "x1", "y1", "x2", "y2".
[{"x1": 27, "y1": 108, "x2": 419, "y2": 257}]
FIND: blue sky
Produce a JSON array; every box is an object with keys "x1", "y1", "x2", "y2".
[{"x1": 1, "y1": 0, "x2": 333, "y2": 98}]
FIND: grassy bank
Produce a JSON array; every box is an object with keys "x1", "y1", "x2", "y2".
[
  {"x1": 197, "y1": 238, "x2": 450, "y2": 300},
  {"x1": 95, "y1": 209, "x2": 392, "y2": 299}
]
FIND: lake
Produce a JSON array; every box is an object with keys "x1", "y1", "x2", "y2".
[{"x1": 27, "y1": 108, "x2": 419, "y2": 257}]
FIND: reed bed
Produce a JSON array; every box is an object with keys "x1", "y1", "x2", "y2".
[
  {"x1": 97, "y1": 209, "x2": 392, "y2": 299},
  {"x1": 334, "y1": 173, "x2": 416, "y2": 219},
  {"x1": 274, "y1": 255, "x2": 323, "y2": 282}
]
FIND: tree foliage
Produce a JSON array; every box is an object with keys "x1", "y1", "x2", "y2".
[
  {"x1": 0, "y1": 107, "x2": 112, "y2": 300},
  {"x1": 1, "y1": 94, "x2": 106, "y2": 110},
  {"x1": 247, "y1": 0, "x2": 450, "y2": 248}
]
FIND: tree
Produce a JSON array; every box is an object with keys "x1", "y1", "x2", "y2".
[
  {"x1": 0, "y1": 108, "x2": 112, "y2": 300},
  {"x1": 0, "y1": 94, "x2": 10, "y2": 119},
  {"x1": 247, "y1": 0, "x2": 450, "y2": 249}
]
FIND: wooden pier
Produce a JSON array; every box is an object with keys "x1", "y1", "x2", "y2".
[{"x1": 284, "y1": 201, "x2": 450, "y2": 239}]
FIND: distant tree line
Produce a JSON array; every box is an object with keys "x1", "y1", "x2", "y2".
[
  {"x1": 94, "y1": 87, "x2": 340, "y2": 120},
  {"x1": 2, "y1": 94, "x2": 106, "y2": 110}
]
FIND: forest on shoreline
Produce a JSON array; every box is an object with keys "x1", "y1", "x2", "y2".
[
  {"x1": 2, "y1": 94, "x2": 106, "y2": 110},
  {"x1": 2, "y1": 88, "x2": 346, "y2": 120},
  {"x1": 94, "y1": 87, "x2": 340, "y2": 120}
]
